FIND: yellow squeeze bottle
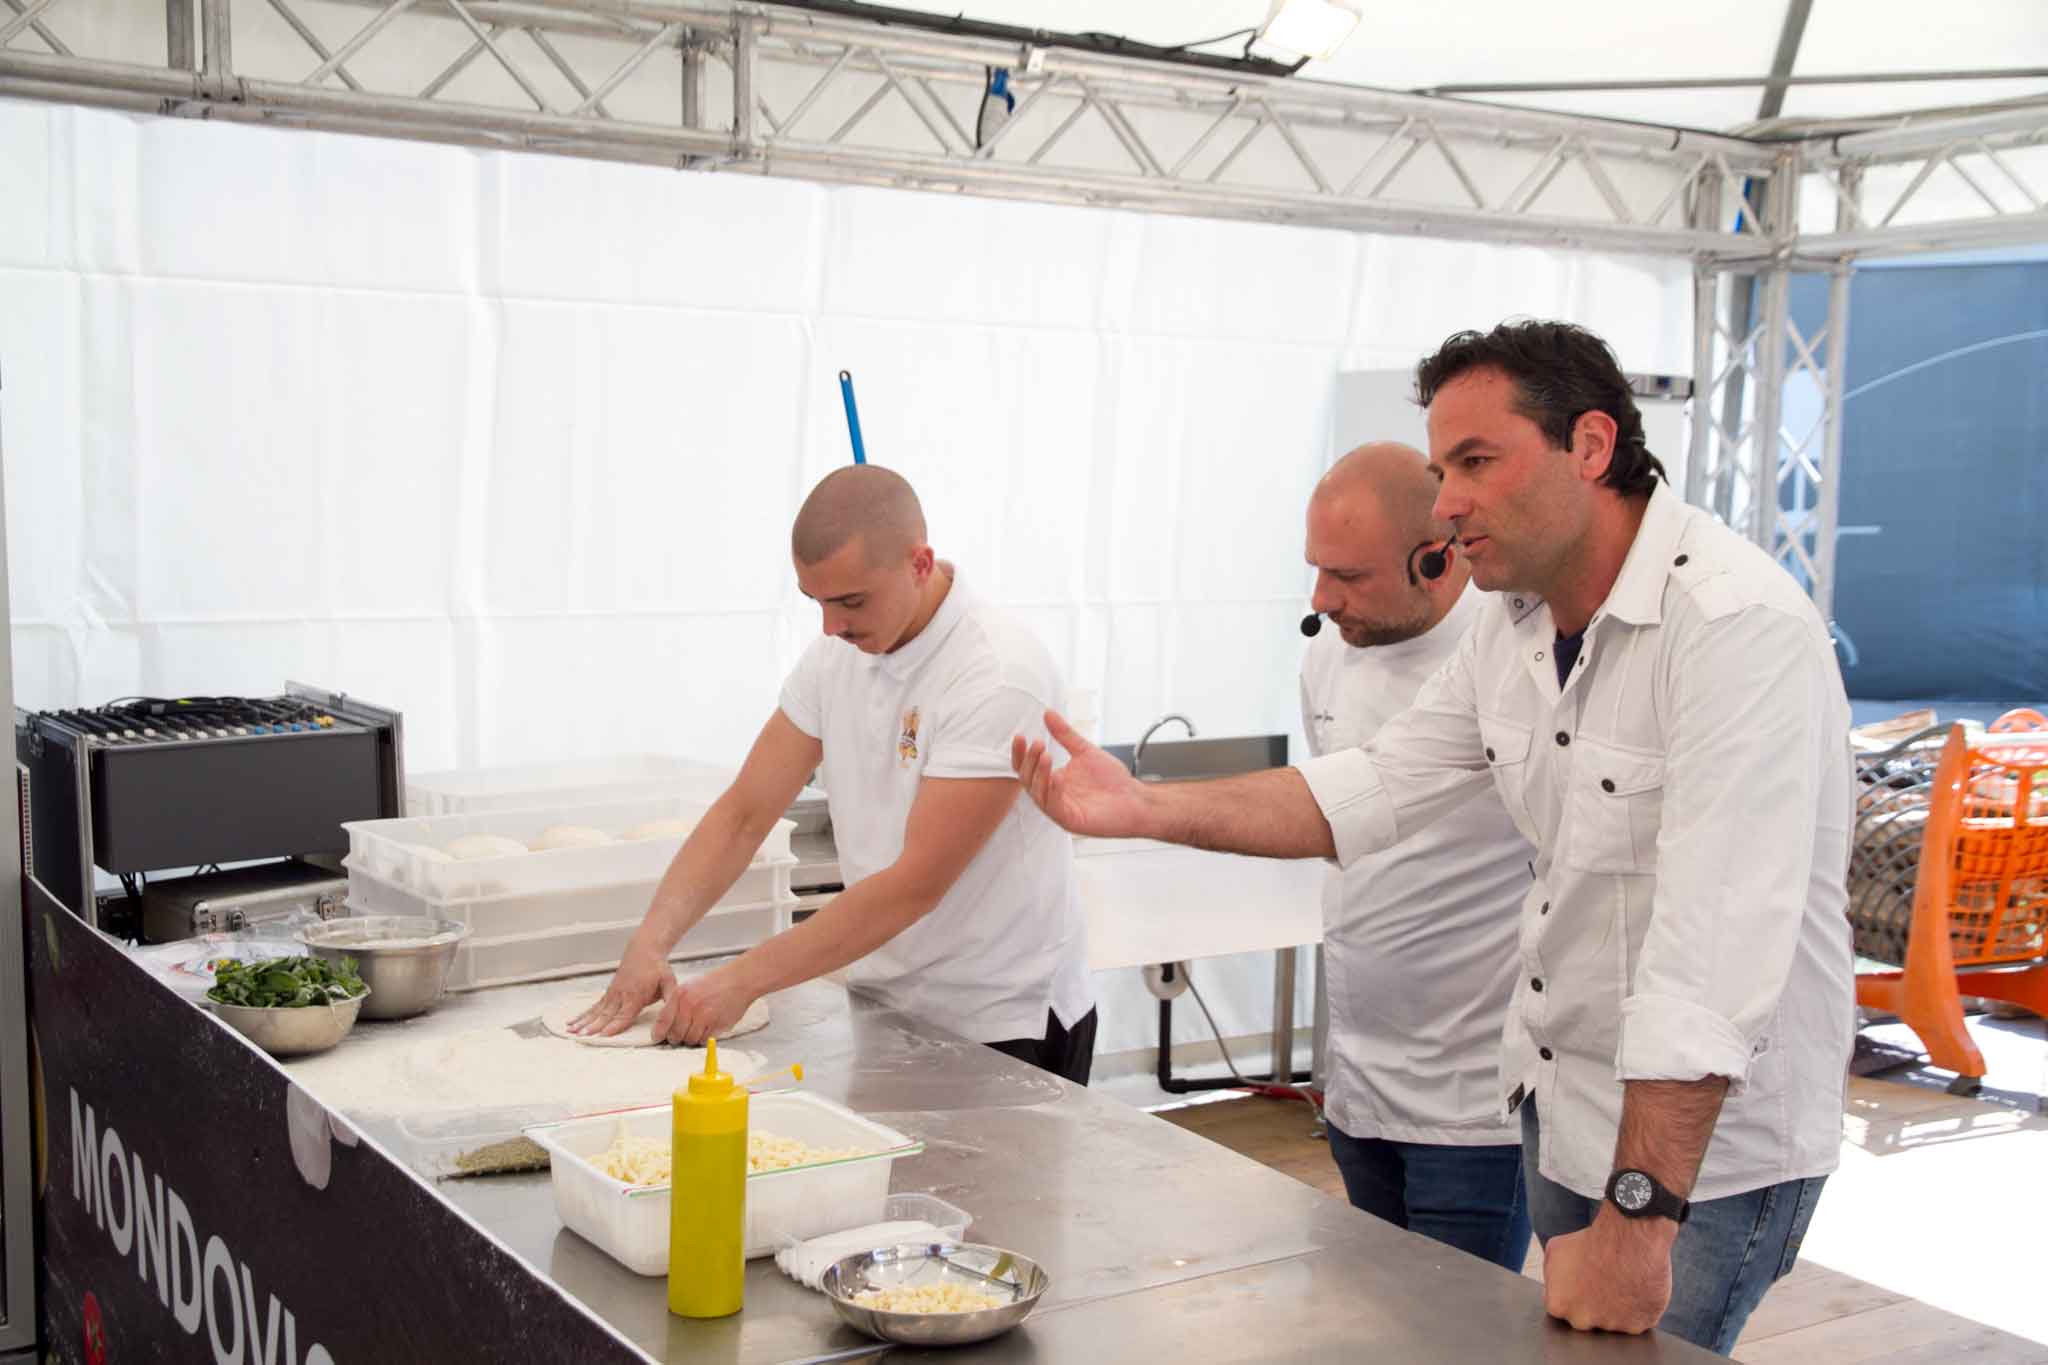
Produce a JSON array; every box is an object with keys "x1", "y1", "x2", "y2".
[{"x1": 668, "y1": 1036, "x2": 748, "y2": 1318}]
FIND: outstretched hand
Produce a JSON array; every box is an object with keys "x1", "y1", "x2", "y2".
[{"x1": 1010, "y1": 710, "x2": 1158, "y2": 840}]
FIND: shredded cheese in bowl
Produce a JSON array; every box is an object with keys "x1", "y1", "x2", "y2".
[
  {"x1": 850, "y1": 1284, "x2": 1007, "y2": 1314},
  {"x1": 748, "y1": 1132, "x2": 866, "y2": 1173},
  {"x1": 591, "y1": 1124, "x2": 871, "y2": 1186},
  {"x1": 593, "y1": 1128, "x2": 674, "y2": 1186}
]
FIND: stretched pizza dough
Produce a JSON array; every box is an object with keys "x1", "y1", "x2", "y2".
[{"x1": 540, "y1": 993, "x2": 770, "y2": 1048}]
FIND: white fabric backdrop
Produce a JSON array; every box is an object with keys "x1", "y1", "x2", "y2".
[{"x1": 0, "y1": 97, "x2": 1692, "y2": 1056}]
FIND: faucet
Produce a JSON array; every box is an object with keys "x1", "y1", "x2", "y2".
[{"x1": 1133, "y1": 713, "x2": 1197, "y2": 780}]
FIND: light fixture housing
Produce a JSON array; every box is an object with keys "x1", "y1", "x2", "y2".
[{"x1": 1258, "y1": 0, "x2": 1361, "y2": 62}]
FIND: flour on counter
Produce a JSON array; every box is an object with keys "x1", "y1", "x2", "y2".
[{"x1": 286, "y1": 1024, "x2": 763, "y2": 1118}]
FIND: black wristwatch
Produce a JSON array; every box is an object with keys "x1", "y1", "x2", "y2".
[{"x1": 1605, "y1": 1168, "x2": 1691, "y2": 1224}]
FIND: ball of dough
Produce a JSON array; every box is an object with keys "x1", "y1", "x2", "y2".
[
  {"x1": 621, "y1": 818, "x2": 696, "y2": 842},
  {"x1": 406, "y1": 842, "x2": 453, "y2": 863},
  {"x1": 529, "y1": 824, "x2": 615, "y2": 852},
  {"x1": 443, "y1": 833, "x2": 530, "y2": 860}
]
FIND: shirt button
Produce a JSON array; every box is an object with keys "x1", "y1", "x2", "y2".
[
  {"x1": 1674, "y1": 554, "x2": 1689, "y2": 566},
  {"x1": 1555, "y1": 732, "x2": 1570, "y2": 746},
  {"x1": 1540, "y1": 1047, "x2": 1554, "y2": 1061},
  {"x1": 1601, "y1": 778, "x2": 1616, "y2": 793},
  {"x1": 1531, "y1": 977, "x2": 1544, "y2": 992},
  {"x1": 1540, "y1": 901, "x2": 1550, "y2": 914},
  {"x1": 1535, "y1": 650, "x2": 1545, "y2": 662},
  {"x1": 1485, "y1": 747, "x2": 1496, "y2": 761},
  {"x1": 1513, "y1": 598, "x2": 1524, "y2": 609}
]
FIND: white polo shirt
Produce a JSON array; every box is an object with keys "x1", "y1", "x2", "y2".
[
  {"x1": 779, "y1": 571, "x2": 1093, "y2": 1043},
  {"x1": 1302, "y1": 585, "x2": 1532, "y2": 1146},
  {"x1": 1297, "y1": 482, "x2": 1855, "y2": 1203}
]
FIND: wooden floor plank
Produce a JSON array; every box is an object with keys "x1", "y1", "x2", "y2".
[
  {"x1": 1732, "y1": 1300, "x2": 2048, "y2": 1365},
  {"x1": 1737, "y1": 1263, "x2": 1906, "y2": 1342}
]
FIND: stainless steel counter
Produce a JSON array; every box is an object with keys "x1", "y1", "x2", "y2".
[{"x1": 367, "y1": 977, "x2": 1715, "y2": 1364}]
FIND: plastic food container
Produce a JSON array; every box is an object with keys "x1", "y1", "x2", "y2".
[
  {"x1": 406, "y1": 755, "x2": 741, "y2": 817},
  {"x1": 405, "y1": 756, "x2": 826, "y2": 821},
  {"x1": 343, "y1": 861, "x2": 796, "y2": 943},
  {"x1": 342, "y1": 797, "x2": 796, "y2": 903},
  {"x1": 396, "y1": 1103, "x2": 574, "y2": 1179},
  {"x1": 876, "y1": 1192, "x2": 972, "y2": 1242},
  {"x1": 341, "y1": 891, "x2": 792, "y2": 993},
  {"x1": 339, "y1": 796, "x2": 796, "y2": 992},
  {"x1": 524, "y1": 1092, "x2": 924, "y2": 1275}
]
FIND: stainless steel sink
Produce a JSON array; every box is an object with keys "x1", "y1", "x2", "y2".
[{"x1": 1100, "y1": 734, "x2": 1289, "y2": 783}]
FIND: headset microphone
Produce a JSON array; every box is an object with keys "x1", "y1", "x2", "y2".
[
  {"x1": 1312, "y1": 537, "x2": 1452, "y2": 634},
  {"x1": 1407, "y1": 539, "x2": 1454, "y2": 586}
]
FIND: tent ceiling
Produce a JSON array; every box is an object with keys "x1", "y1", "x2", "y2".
[{"x1": 882, "y1": 0, "x2": 2048, "y2": 134}]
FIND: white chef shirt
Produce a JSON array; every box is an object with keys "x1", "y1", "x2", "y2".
[
  {"x1": 1297, "y1": 482, "x2": 1855, "y2": 1202},
  {"x1": 779, "y1": 571, "x2": 1093, "y2": 1043},
  {"x1": 1302, "y1": 585, "x2": 1531, "y2": 1146}
]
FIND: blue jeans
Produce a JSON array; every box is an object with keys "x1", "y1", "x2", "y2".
[
  {"x1": 1521, "y1": 1100, "x2": 1827, "y2": 1355},
  {"x1": 1326, "y1": 1122, "x2": 1532, "y2": 1271}
]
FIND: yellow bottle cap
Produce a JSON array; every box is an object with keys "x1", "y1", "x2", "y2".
[{"x1": 688, "y1": 1036, "x2": 734, "y2": 1098}]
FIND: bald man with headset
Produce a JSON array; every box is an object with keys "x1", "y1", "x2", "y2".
[
  {"x1": 1300, "y1": 443, "x2": 1535, "y2": 1270},
  {"x1": 575, "y1": 465, "x2": 1096, "y2": 1083}
]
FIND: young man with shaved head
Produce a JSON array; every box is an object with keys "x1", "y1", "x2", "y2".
[
  {"x1": 576, "y1": 465, "x2": 1096, "y2": 1082},
  {"x1": 1302, "y1": 442, "x2": 1534, "y2": 1270},
  {"x1": 1012, "y1": 322, "x2": 1854, "y2": 1351}
]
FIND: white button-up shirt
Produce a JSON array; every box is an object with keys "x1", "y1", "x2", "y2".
[
  {"x1": 1298, "y1": 483, "x2": 1855, "y2": 1202},
  {"x1": 1302, "y1": 586, "x2": 1531, "y2": 1146}
]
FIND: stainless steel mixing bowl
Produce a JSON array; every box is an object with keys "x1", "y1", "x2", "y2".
[
  {"x1": 822, "y1": 1242, "x2": 1049, "y2": 1347},
  {"x1": 299, "y1": 915, "x2": 468, "y2": 1020},
  {"x1": 210, "y1": 991, "x2": 369, "y2": 1057}
]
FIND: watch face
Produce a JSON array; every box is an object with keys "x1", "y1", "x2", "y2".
[{"x1": 1614, "y1": 1171, "x2": 1654, "y2": 1212}]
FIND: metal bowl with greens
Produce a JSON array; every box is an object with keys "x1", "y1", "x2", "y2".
[
  {"x1": 206, "y1": 956, "x2": 372, "y2": 1057},
  {"x1": 206, "y1": 955, "x2": 368, "y2": 1009}
]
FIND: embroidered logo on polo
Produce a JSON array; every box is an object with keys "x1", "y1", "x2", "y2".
[{"x1": 897, "y1": 707, "x2": 921, "y2": 767}]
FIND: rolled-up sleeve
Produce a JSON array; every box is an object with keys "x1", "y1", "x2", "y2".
[
  {"x1": 1618, "y1": 603, "x2": 1830, "y2": 1094},
  {"x1": 1298, "y1": 749, "x2": 1397, "y2": 867},
  {"x1": 1295, "y1": 626, "x2": 1492, "y2": 870}
]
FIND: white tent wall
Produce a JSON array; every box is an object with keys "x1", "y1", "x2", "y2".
[{"x1": 0, "y1": 97, "x2": 1690, "y2": 1058}]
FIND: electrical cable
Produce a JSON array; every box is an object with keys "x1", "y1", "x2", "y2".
[
  {"x1": 1165, "y1": 26, "x2": 1259, "y2": 54},
  {"x1": 1184, "y1": 970, "x2": 1325, "y2": 1125}
]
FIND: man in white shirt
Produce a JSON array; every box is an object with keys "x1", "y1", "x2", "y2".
[
  {"x1": 577, "y1": 465, "x2": 1096, "y2": 1083},
  {"x1": 1013, "y1": 321, "x2": 1854, "y2": 1352},
  {"x1": 1302, "y1": 442, "x2": 1533, "y2": 1270}
]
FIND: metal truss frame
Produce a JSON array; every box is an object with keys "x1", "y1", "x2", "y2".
[
  {"x1": 1793, "y1": 105, "x2": 2048, "y2": 262},
  {"x1": 1, "y1": 0, "x2": 2045, "y2": 618},
  {"x1": 0, "y1": 0, "x2": 1780, "y2": 257},
  {"x1": 1687, "y1": 256, "x2": 1854, "y2": 619}
]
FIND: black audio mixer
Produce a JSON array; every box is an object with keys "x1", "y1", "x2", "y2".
[
  {"x1": 40, "y1": 695, "x2": 356, "y2": 744},
  {"x1": 16, "y1": 685, "x2": 403, "y2": 924}
]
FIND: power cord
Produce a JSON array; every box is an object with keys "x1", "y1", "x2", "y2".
[
  {"x1": 1164, "y1": 26, "x2": 1260, "y2": 58},
  {"x1": 1184, "y1": 969, "x2": 1325, "y2": 1128}
]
